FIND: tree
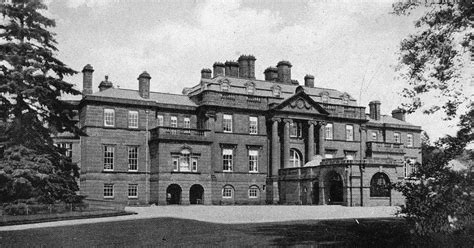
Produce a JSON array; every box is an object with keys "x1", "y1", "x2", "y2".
[
  {"x1": 393, "y1": 1, "x2": 473, "y2": 118},
  {"x1": 0, "y1": 0, "x2": 82, "y2": 204}
]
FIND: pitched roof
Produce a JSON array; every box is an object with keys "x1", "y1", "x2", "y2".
[
  {"x1": 89, "y1": 88, "x2": 197, "y2": 107},
  {"x1": 367, "y1": 114, "x2": 421, "y2": 129}
]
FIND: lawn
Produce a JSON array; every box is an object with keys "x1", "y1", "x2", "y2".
[{"x1": 0, "y1": 218, "x2": 472, "y2": 247}]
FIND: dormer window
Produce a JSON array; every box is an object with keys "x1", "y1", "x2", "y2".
[
  {"x1": 246, "y1": 81, "x2": 256, "y2": 95},
  {"x1": 221, "y1": 81, "x2": 230, "y2": 92},
  {"x1": 342, "y1": 94, "x2": 349, "y2": 105},
  {"x1": 321, "y1": 92, "x2": 329, "y2": 103},
  {"x1": 271, "y1": 85, "x2": 281, "y2": 97}
]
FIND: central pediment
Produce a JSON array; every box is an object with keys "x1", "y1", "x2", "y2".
[{"x1": 271, "y1": 89, "x2": 329, "y2": 115}]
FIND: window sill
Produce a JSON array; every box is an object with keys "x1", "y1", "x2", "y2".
[
  {"x1": 103, "y1": 169, "x2": 114, "y2": 173},
  {"x1": 103, "y1": 197, "x2": 114, "y2": 199},
  {"x1": 128, "y1": 197, "x2": 138, "y2": 199},
  {"x1": 128, "y1": 170, "x2": 139, "y2": 173},
  {"x1": 171, "y1": 171, "x2": 201, "y2": 174},
  {"x1": 369, "y1": 196, "x2": 390, "y2": 199}
]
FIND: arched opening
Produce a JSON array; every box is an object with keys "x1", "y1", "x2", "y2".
[
  {"x1": 326, "y1": 171, "x2": 343, "y2": 204},
  {"x1": 189, "y1": 184, "x2": 204, "y2": 204},
  {"x1": 289, "y1": 149, "x2": 302, "y2": 167},
  {"x1": 166, "y1": 184, "x2": 182, "y2": 205},
  {"x1": 370, "y1": 173, "x2": 391, "y2": 197},
  {"x1": 312, "y1": 182, "x2": 319, "y2": 205}
]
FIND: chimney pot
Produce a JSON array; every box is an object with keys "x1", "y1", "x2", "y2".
[
  {"x1": 277, "y1": 60, "x2": 292, "y2": 84},
  {"x1": 304, "y1": 74, "x2": 314, "y2": 88},
  {"x1": 368, "y1": 100, "x2": 381, "y2": 121},
  {"x1": 238, "y1": 55, "x2": 249, "y2": 78},
  {"x1": 98, "y1": 75, "x2": 113, "y2": 92},
  {"x1": 264, "y1": 67, "x2": 278, "y2": 81},
  {"x1": 82, "y1": 64, "x2": 94, "y2": 95},
  {"x1": 392, "y1": 108, "x2": 406, "y2": 121},
  {"x1": 201, "y1": 68, "x2": 212, "y2": 79}
]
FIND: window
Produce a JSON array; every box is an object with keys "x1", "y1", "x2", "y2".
[
  {"x1": 246, "y1": 83, "x2": 255, "y2": 95},
  {"x1": 248, "y1": 150, "x2": 259, "y2": 172},
  {"x1": 157, "y1": 115, "x2": 164, "y2": 126},
  {"x1": 394, "y1": 132, "x2": 401, "y2": 143},
  {"x1": 342, "y1": 95, "x2": 349, "y2": 105},
  {"x1": 404, "y1": 158, "x2": 417, "y2": 178},
  {"x1": 325, "y1": 123, "x2": 333, "y2": 140},
  {"x1": 184, "y1": 117, "x2": 191, "y2": 134},
  {"x1": 222, "y1": 148, "x2": 233, "y2": 172},
  {"x1": 57, "y1": 143, "x2": 72, "y2": 158},
  {"x1": 170, "y1": 116, "x2": 178, "y2": 127},
  {"x1": 372, "y1": 131, "x2": 378, "y2": 141},
  {"x1": 249, "y1": 186, "x2": 259, "y2": 198},
  {"x1": 289, "y1": 149, "x2": 301, "y2": 167},
  {"x1": 321, "y1": 93, "x2": 329, "y2": 103},
  {"x1": 172, "y1": 149, "x2": 197, "y2": 172},
  {"x1": 223, "y1": 114, "x2": 232, "y2": 133},
  {"x1": 222, "y1": 185, "x2": 233, "y2": 198},
  {"x1": 345, "y1": 125, "x2": 354, "y2": 141},
  {"x1": 103, "y1": 145, "x2": 114, "y2": 171},
  {"x1": 104, "y1": 109, "x2": 115, "y2": 127},
  {"x1": 221, "y1": 82, "x2": 230, "y2": 92},
  {"x1": 344, "y1": 151, "x2": 356, "y2": 160},
  {"x1": 103, "y1": 184, "x2": 114, "y2": 198},
  {"x1": 128, "y1": 184, "x2": 138, "y2": 198},
  {"x1": 272, "y1": 85, "x2": 281, "y2": 97},
  {"x1": 407, "y1": 134, "x2": 413, "y2": 147},
  {"x1": 370, "y1": 173, "x2": 390, "y2": 197},
  {"x1": 325, "y1": 150, "x2": 337, "y2": 159},
  {"x1": 128, "y1": 146, "x2": 138, "y2": 171},
  {"x1": 290, "y1": 122, "x2": 302, "y2": 138},
  {"x1": 249, "y1": 116, "x2": 258, "y2": 134},
  {"x1": 128, "y1": 111, "x2": 138, "y2": 128}
]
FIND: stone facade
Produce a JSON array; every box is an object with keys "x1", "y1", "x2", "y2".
[{"x1": 63, "y1": 55, "x2": 422, "y2": 207}]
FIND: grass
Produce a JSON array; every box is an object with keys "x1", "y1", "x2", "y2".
[{"x1": 0, "y1": 217, "x2": 472, "y2": 247}]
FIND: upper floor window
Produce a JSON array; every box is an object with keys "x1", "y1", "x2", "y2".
[
  {"x1": 289, "y1": 149, "x2": 301, "y2": 168},
  {"x1": 325, "y1": 123, "x2": 333, "y2": 140},
  {"x1": 344, "y1": 151, "x2": 357, "y2": 160},
  {"x1": 184, "y1": 117, "x2": 191, "y2": 129},
  {"x1": 103, "y1": 145, "x2": 114, "y2": 171},
  {"x1": 222, "y1": 148, "x2": 233, "y2": 172},
  {"x1": 248, "y1": 150, "x2": 259, "y2": 172},
  {"x1": 325, "y1": 149, "x2": 337, "y2": 159},
  {"x1": 246, "y1": 82, "x2": 256, "y2": 95},
  {"x1": 404, "y1": 158, "x2": 417, "y2": 178},
  {"x1": 321, "y1": 93, "x2": 329, "y2": 103},
  {"x1": 170, "y1": 116, "x2": 178, "y2": 128},
  {"x1": 128, "y1": 111, "x2": 139, "y2": 128},
  {"x1": 249, "y1": 116, "x2": 258, "y2": 134},
  {"x1": 128, "y1": 146, "x2": 138, "y2": 171},
  {"x1": 342, "y1": 95, "x2": 349, "y2": 105},
  {"x1": 290, "y1": 122, "x2": 303, "y2": 138},
  {"x1": 157, "y1": 115, "x2": 164, "y2": 126},
  {"x1": 372, "y1": 131, "x2": 378, "y2": 141},
  {"x1": 394, "y1": 132, "x2": 401, "y2": 143},
  {"x1": 223, "y1": 114, "x2": 233, "y2": 133},
  {"x1": 407, "y1": 134, "x2": 413, "y2": 147},
  {"x1": 221, "y1": 82, "x2": 230, "y2": 92},
  {"x1": 271, "y1": 85, "x2": 281, "y2": 97},
  {"x1": 57, "y1": 142, "x2": 72, "y2": 158},
  {"x1": 172, "y1": 149, "x2": 197, "y2": 172},
  {"x1": 104, "y1": 109, "x2": 115, "y2": 127},
  {"x1": 345, "y1": 125, "x2": 354, "y2": 141}
]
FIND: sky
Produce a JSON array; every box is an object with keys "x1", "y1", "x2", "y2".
[{"x1": 43, "y1": 0, "x2": 470, "y2": 141}]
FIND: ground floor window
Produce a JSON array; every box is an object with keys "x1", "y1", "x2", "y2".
[
  {"x1": 370, "y1": 173, "x2": 390, "y2": 197},
  {"x1": 103, "y1": 184, "x2": 114, "y2": 198},
  {"x1": 128, "y1": 184, "x2": 138, "y2": 198},
  {"x1": 222, "y1": 185, "x2": 234, "y2": 198},
  {"x1": 249, "y1": 186, "x2": 259, "y2": 198}
]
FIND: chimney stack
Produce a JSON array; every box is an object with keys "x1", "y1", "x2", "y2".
[
  {"x1": 225, "y1": 61, "x2": 239, "y2": 77},
  {"x1": 213, "y1": 62, "x2": 225, "y2": 77},
  {"x1": 138, "y1": 71, "x2": 151, "y2": 99},
  {"x1": 368, "y1": 100, "x2": 381, "y2": 121},
  {"x1": 304, "y1": 75, "x2": 314, "y2": 88},
  {"x1": 201, "y1": 68, "x2": 212, "y2": 79},
  {"x1": 277, "y1": 61, "x2": 292, "y2": 84},
  {"x1": 392, "y1": 108, "x2": 406, "y2": 121},
  {"x1": 247, "y1": 55, "x2": 256, "y2": 79},
  {"x1": 238, "y1": 55, "x2": 249, "y2": 78},
  {"x1": 98, "y1": 75, "x2": 113, "y2": 92},
  {"x1": 82, "y1": 64, "x2": 94, "y2": 95},
  {"x1": 264, "y1": 67, "x2": 278, "y2": 81}
]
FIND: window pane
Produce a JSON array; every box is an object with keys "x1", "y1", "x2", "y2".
[
  {"x1": 249, "y1": 150, "x2": 258, "y2": 172},
  {"x1": 172, "y1": 156, "x2": 179, "y2": 171},
  {"x1": 157, "y1": 115, "x2": 164, "y2": 126},
  {"x1": 128, "y1": 184, "x2": 138, "y2": 198},
  {"x1": 223, "y1": 149, "x2": 233, "y2": 171},
  {"x1": 128, "y1": 111, "x2": 138, "y2": 128},
  {"x1": 170, "y1": 116, "x2": 178, "y2": 127},
  {"x1": 249, "y1": 187, "x2": 258, "y2": 198},
  {"x1": 346, "y1": 125, "x2": 354, "y2": 141},
  {"x1": 325, "y1": 123, "x2": 333, "y2": 140},
  {"x1": 104, "y1": 109, "x2": 115, "y2": 127},
  {"x1": 191, "y1": 157, "x2": 198, "y2": 172},
  {"x1": 128, "y1": 146, "x2": 138, "y2": 171},
  {"x1": 104, "y1": 184, "x2": 114, "y2": 198},
  {"x1": 249, "y1": 116, "x2": 258, "y2": 134},
  {"x1": 407, "y1": 134, "x2": 413, "y2": 147},
  {"x1": 223, "y1": 114, "x2": 232, "y2": 132},
  {"x1": 104, "y1": 146, "x2": 114, "y2": 170},
  {"x1": 223, "y1": 186, "x2": 233, "y2": 198}
]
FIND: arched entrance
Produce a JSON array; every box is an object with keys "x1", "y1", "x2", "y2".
[
  {"x1": 326, "y1": 171, "x2": 343, "y2": 204},
  {"x1": 312, "y1": 182, "x2": 319, "y2": 205},
  {"x1": 166, "y1": 184, "x2": 182, "y2": 204},
  {"x1": 189, "y1": 184, "x2": 204, "y2": 204}
]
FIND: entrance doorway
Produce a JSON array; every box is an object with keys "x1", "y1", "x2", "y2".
[
  {"x1": 312, "y1": 182, "x2": 319, "y2": 205},
  {"x1": 189, "y1": 184, "x2": 204, "y2": 204},
  {"x1": 166, "y1": 184, "x2": 182, "y2": 204},
  {"x1": 327, "y1": 171, "x2": 343, "y2": 204}
]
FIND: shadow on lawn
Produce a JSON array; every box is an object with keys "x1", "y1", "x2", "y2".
[{"x1": 247, "y1": 218, "x2": 474, "y2": 248}]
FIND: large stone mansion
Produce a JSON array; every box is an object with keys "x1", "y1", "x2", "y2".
[{"x1": 55, "y1": 55, "x2": 422, "y2": 206}]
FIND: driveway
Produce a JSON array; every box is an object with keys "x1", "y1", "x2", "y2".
[{"x1": 0, "y1": 205, "x2": 399, "y2": 231}]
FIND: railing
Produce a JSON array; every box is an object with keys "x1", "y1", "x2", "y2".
[
  {"x1": 150, "y1": 126, "x2": 211, "y2": 142},
  {"x1": 366, "y1": 141, "x2": 405, "y2": 155},
  {"x1": 320, "y1": 157, "x2": 402, "y2": 166}
]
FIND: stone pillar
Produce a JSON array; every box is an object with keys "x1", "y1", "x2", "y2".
[
  {"x1": 282, "y1": 119, "x2": 292, "y2": 168},
  {"x1": 271, "y1": 118, "x2": 281, "y2": 204},
  {"x1": 307, "y1": 121, "x2": 317, "y2": 162},
  {"x1": 317, "y1": 121, "x2": 326, "y2": 156},
  {"x1": 360, "y1": 125, "x2": 367, "y2": 159}
]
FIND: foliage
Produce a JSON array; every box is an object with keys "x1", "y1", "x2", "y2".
[
  {"x1": 392, "y1": 1, "x2": 473, "y2": 118},
  {"x1": 0, "y1": 0, "x2": 82, "y2": 204}
]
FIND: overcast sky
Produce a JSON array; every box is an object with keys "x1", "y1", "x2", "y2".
[{"x1": 45, "y1": 0, "x2": 465, "y2": 141}]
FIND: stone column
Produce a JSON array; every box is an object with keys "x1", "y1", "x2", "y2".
[
  {"x1": 360, "y1": 125, "x2": 367, "y2": 159},
  {"x1": 282, "y1": 119, "x2": 292, "y2": 168},
  {"x1": 307, "y1": 121, "x2": 318, "y2": 162},
  {"x1": 271, "y1": 118, "x2": 281, "y2": 177},
  {"x1": 317, "y1": 121, "x2": 326, "y2": 156}
]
